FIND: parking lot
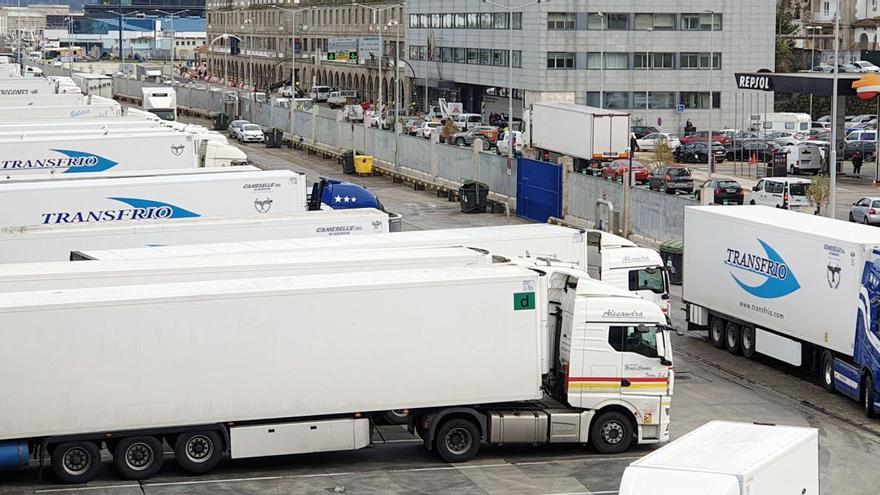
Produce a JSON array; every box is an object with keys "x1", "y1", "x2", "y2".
[{"x1": 2, "y1": 124, "x2": 878, "y2": 495}]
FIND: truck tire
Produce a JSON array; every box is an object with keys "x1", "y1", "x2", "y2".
[
  {"x1": 113, "y1": 436, "x2": 164, "y2": 480},
  {"x1": 741, "y1": 326, "x2": 756, "y2": 359},
  {"x1": 482, "y1": 140, "x2": 491, "y2": 151},
  {"x1": 821, "y1": 351, "x2": 836, "y2": 393},
  {"x1": 709, "y1": 317, "x2": 725, "y2": 348},
  {"x1": 434, "y1": 418, "x2": 481, "y2": 463},
  {"x1": 174, "y1": 430, "x2": 224, "y2": 474},
  {"x1": 51, "y1": 441, "x2": 102, "y2": 484},
  {"x1": 383, "y1": 410, "x2": 410, "y2": 425},
  {"x1": 725, "y1": 322, "x2": 742, "y2": 355},
  {"x1": 590, "y1": 411, "x2": 633, "y2": 455},
  {"x1": 864, "y1": 374, "x2": 877, "y2": 419}
]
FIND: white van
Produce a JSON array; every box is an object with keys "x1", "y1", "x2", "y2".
[
  {"x1": 453, "y1": 113, "x2": 483, "y2": 131},
  {"x1": 327, "y1": 90, "x2": 358, "y2": 109},
  {"x1": 309, "y1": 85, "x2": 332, "y2": 102},
  {"x1": 781, "y1": 142, "x2": 823, "y2": 174},
  {"x1": 750, "y1": 112, "x2": 811, "y2": 138},
  {"x1": 749, "y1": 177, "x2": 812, "y2": 212},
  {"x1": 845, "y1": 129, "x2": 877, "y2": 143}
]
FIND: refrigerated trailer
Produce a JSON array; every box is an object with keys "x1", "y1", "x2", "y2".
[
  {"x1": 0, "y1": 169, "x2": 307, "y2": 228},
  {"x1": 619, "y1": 421, "x2": 818, "y2": 495},
  {"x1": 0, "y1": 132, "x2": 246, "y2": 176},
  {"x1": 74, "y1": 223, "x2": 670, "y2": 311},
  {"x1": 0, "y1": 263, "x2": 673, "y2": 484},
  {"x1": 0, "y1": 246, "x2": 493, "y2": 292},
  {"x1": 71, "y1": 73, "x2": 113, "y2": 98},
  {"x1": 0, "y1": 101, "x2": 122, "y2": 121},
  {"x1": 2, "y1": 209, "x2": 391, "y2": 263},
  {"x1": 524, "y1": 103, "x2": 631, "y2": 162},
  {"x1": 0, "y1": 165, "x2": 260, "y2": 184},
  {"x1": 684, "y1": 206, "x2": 880, "y2": 418}
]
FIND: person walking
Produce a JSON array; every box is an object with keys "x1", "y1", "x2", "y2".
[{"x1": 853, "y1": 151, "x2": 864, "y2": 178}]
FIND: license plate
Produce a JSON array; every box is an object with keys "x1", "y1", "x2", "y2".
[{"x1": 726, "y1": 188, "x2": 736, "y2": 193}]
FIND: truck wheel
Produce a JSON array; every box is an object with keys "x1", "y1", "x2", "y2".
[
  {"x1": 51, "y1": 441, "x2": 102, "y2": 484},
  {"x1": 113, "y1": 436, "x2": 164, "y2": 480},
  {"x1": 174, "y1": 430, "x2": 224, "y2": 474},
  {"x1": 709, "y1": 317, "x2": 725, "y2": 348},
  {"x1": 590, "y1": 411, "x2": 633, "y2": 455},
  {"x1": 821, "y1": 351, "x2": 836, "y2": 393},
  {"x1": 435, "y1": 418, "x2": 480, "y2": 463},
  {"x1": 864, "y1": 374, "x2": 877, "y2": 418},
  {"x1": 383, "y1": 410, "x2": 410, "y2": 425},
  {"x1": 741, "y1": 326, "x2": 756, "y2": 359},
  {"x1": 725, "y1": 322, "x2": 742, "y2": 355},
  {"x1": 482, "y1": 140, "x2": 491, "y2": 151}
]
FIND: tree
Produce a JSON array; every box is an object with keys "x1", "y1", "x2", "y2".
[
  {"x1": 806, "y1": 173, "x2": 831, "y2": 215},
  {"x1": 776, "y1": 9, "x2": 799, "y2": 73},
  {"x1": 654, "y1": 142, "x2": 674, "y2": 164}
]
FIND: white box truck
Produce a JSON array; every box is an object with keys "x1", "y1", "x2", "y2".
[
  {"x1": 0, "y1": 246, "x2": 492, "y2": 292},
  {"x1": 71, "y1": 72, "x2": 113, "y2": 98},
  {"x1": 0, "y1": 132, "x2": 245, "y2": 177},
  {"x1": 0, "y1": 169, "x2": 307, "y2": 228},
  {"x1": 142, "y1": 87, "x2": 177, "y2": 121},
  {"x1": 684, "y1": 206, "x2": 880, "y2": 417},
  {"x1": 74, "y1": 224, "x2": 670, "y2": 312},
  {"x1": 3, "y1": 209, "x2": 391, "y2": 263},
  {"x1": 525, "y1": 103, "x2": 631, "y2": 162},
  {"x1": 619, "y1": 421, "x2": 818, "y2": 495},
  {"x1": 0, "y1": 263, "x2": 674, "y2": 484}
]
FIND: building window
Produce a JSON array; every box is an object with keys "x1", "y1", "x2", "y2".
[
  {"x1": 605, "y1": 52, "x2": 629, "y2": 69},
  {"x1": 547, "y1": 51, "x2": 575, "y2": 69},
  {"x1": 480, "y1": 48, "x2": 492, "y2": 65},
  {"x1": 653, "y1": 13, "x2": 675, "y2": 30},
  {"x1": 467, "y1": 13, "x2": 479, "y2": 28},
  {"x1": 493, "y1": 49, "x2": 508, "y2": 66},
  {"x1": 605, "y1": 92, "x2": 630, "y2": 109},
  {"x1": 454, "y1": 13, "x2": 466, "y2": 28},
  {"x1": 512, "y1": 50, "x2": 522, "y2": 68},
  {"x1": 650, "y1": 92, "x2": 676, "y2": 109},
  {"x1": 453, "y1": 47, "x2": 465, "y2": 63},
  {"x1": 586, "y1": 52, "x2": 602, "y2": 69},
  {"x1": 494, "y1": 12, "x2": 509, "y2": 29},
  {"x1": 480, "y1": 12, "x2": 493, "y2": 29},
  {"x1": 409, "y1": 14, "x2": 418, "y2": 28},
  {"x1": 418, "y1": 45, "x2": 427, "y2": 60},
  {"x1": 680, "y1": 52, "x2": 721, "y2": 69},
  {"x1": 634, "y1": 13, "x2": 653, "y2": 30},
  {"x1": 680, "y1": 91, "x2": 721, "y2": 109},
  {"x1": 513, "y1": 12, "x2": 522, "y2": 29},
  {"x1": 607, "y1": 13, "x2": 629, "y2": 30},
  {"x1": 441, "y1": 46, "x2": 453, "y2": 62},
  {"x1": 467, "y1": 48, "x2": 479, "y2": 64},
  {"x1": 442, "y1": 13, "x2": 453, "y2": 28},
  {"x1": 547, "y1": 12, "x2": 575, "y2": 30},
  {"x1": 682, "y1": 13, "x2": 722, "y2": 30},
  {"x1": 635, "y1": 52, "x2": 675, "y2": 69},
  {"x1": 409, "y1": 45, "x2": 421, "y2": 60},
  {"x1": 430, "y1": 14, "x2": 440, "y2": 28}
]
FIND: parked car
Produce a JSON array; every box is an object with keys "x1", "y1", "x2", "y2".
[
  {"x1": 694, "y1": 179, "x2": 744, "y2": 205},
  {"x1": 766, "y1": 131, "x2": 805, "y2": 147},
  {"x1": 725, "y1": 140, "x2": 779, "y2": 162},
  {"x1": 496, "y1": 130, "x2": 524, "y2": 156},
  {"x1": 631, "y1": 125, "x2": 659, "y2": 139},
  {"x1": 812, "y1": 121, "x2": 831, "y2": 130},
  {"x1": 841, "y1": 140, "x2": 877, "y2": 161},
  {"x1": 600, "y1": 159, "x2": 649, "y2": 184},
  {"x1": 635, "y1": 133, "x2": 680, "y2": 152},
  {"x1": 850, "y1": 197, "x2": 880, "y2": 224},
  {"x1": 679, "y1": 130, "x2": 731, "y2": 147},
  {"x1": 452, "y1": 125, "x2": 498, "y2": 149},
  {"x1": 647, "y1": 165, "x2": 694, "y2": 194},
  {"x1": 749, "y1": 177, "x2": 812, "y2": 211},
  {"x1": 845, "y1": 129, "x2": 877, "y2": 143},
  {"x1": 228, "y1": 120, "x2": 250, "y2": 138},
  {"x1": 853, "y1": 60, "x2": 880, "y2": 73},
  {"x1": 674, "y1": 141, "x2": 727, "y2": 164},
  {"x1": 417, "y1": 121, "x2": 442, "y2": 138},
  {"x1": 236, "y1": 123, "x2": 265, "y2": 143},
  {"x1": 812, "y1": 64, "x2": 834, "y2": 73},
  {"x1": 343, "y1": 104, "x2": 365, "y2": 123},
  {"x1": 403, "y1": 118, "x2": 423, "y2": 135}
]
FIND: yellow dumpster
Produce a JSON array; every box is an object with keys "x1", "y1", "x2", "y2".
[{"x1": 354, "y1": 155, "x2": 374, "y2": 175}]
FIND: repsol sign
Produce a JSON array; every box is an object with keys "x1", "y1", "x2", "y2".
[{"x1": 735, "y1": 74, "x2": 774, "y2": 91}]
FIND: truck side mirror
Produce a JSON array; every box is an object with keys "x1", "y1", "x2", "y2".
[
  {"x1": 752, "y1": 185, "x2": 759, "y2": 191},
  {"x1": 660, "y1": 358, "x2": 673, "y2": 366}
]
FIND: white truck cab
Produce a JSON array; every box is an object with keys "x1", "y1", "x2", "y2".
[{"x1": 141, "y1": 87, "x2": 177, "y2": 121}]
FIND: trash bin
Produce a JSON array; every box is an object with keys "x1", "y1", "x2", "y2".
[
  {"x1": 459, "y1": 181, "x2": 489, "y2": 214},
  {"x1": 212, "y1": 113, "x2": 229, "y2": 131},
  {"x1": 387, "y1": 212, "x2": 403, "y2": 232},
  {"x1": 265, "y1": 128, "x2": 283, "y2": 148},
  {"x1": 659, "y1": 240, "x2": 684, "y2": 286},
  {"x1": 354, "y1": 155, "x2": 374, "y2": 175},
  {"x1": 341, "y1": 150, "x2": 356, "y2": 175}
]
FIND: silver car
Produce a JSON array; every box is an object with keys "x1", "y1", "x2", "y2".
[{"x1": 850, "y1": 197, "x2": 880, "y2": 225}]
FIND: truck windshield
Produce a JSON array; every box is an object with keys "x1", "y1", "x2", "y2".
[
  {"x1": 628, "y1": 268, "x2": 667, "y2": 294},
  {"x1": 149, "y1": 109, "x2": 176, "y2": 121}
]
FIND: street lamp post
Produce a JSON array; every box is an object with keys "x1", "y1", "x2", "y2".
[
  {"x1": 598, "y1": 12, "x2": 605, "y2": 108},
  {"x1": 391, "y1": 18, "x2": 401, "y2": 170},
  {"x1": 482, "y1": 0, "x2": 545, "y2": 174},
  {"x1": 706, "y1": 9, "x2": 715, "y2": 178},
  {"x1": 830, "y1": 0, "x2": 840, "y2": 217},
  {"x1": 806, "y1": 25, "x2": 818, "y2": 118},
  {"x1": 357, "y1": 3, "x2": 403, "y2": 115},
  {"x1": 644, "y1": 28, "x2": 653, "y2": 126},
  {"x1": 208, "y1": 32, "x2": 243, "y2": 89},
  {"x1": 272, "y1": 2, "x2": 313, "y2": 139},
  {"x1": 242, "y1": 17, "x2": 255, "y2": 121},
  {"x1": 155, "y1": 10, "x2": 190, "y2": 80}
]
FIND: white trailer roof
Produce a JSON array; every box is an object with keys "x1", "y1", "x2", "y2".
[
  {"x1": 77, "y1": 223, "x2": 585, "y2": 259},
  {"x1": 532, "y1": 102, "x2": 629, "y2": 116},
  {"x1": 627, "y1": 421, "x2": 817, "y2": 476},
  {"x1": 0, "y1": 166, "x2": 260, "y2": 184},
  {"x1": 0, "y1": 169, "x2": 300, "y2": 192},
  {"x1": 688, "y1": 205, "x2": 880, "y2": 245},
  {"x1": 0, "y1": 131, "x2": 184, "y2": 145},
  {"x1": 0, "y1": 264, "x2": 535, "y2": 311}
]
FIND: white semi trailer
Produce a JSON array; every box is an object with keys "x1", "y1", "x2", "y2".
[
  {"x1": 0, "y1": 169, "x2": 307, "y2": 228},
  {"x1": 524, "y1": 103, "x2": 631, "y2": 163},
  {"x1": 2, "y1": 209, "x2": 391, "y2": 263},
  {"x1": 0, "y1": 132, "x2": 246, "y2": 176},
  {"x1": 74, "y1": 223, "x2": 670, "y2": 312},
  {"x1": 0, "y1": 101, "x2": 122, "y2": 121},
  {"x1": 0, "y1": 263, "x2": 673, "y2": 484}
]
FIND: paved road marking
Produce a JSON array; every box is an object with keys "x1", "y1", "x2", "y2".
[
  {"x1": 145, "y1": 471, "x2": 357, "y2": 487},
  {"x1": 35, "y1": 484, "x2": 141, "y2": 493}
]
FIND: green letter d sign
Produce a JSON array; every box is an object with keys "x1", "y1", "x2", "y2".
[{"x1": 514, "y1": 292, "x2": 536, "y2": 311}]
